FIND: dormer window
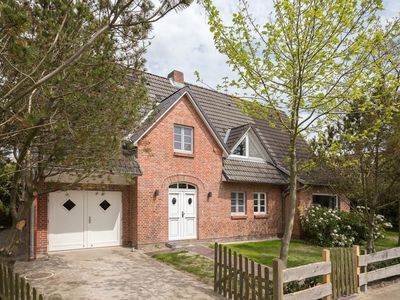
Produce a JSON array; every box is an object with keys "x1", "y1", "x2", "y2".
[{"x1": 231, "y1": 132, "x2": 263, "y2": 160}]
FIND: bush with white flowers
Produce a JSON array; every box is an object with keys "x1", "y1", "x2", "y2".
[{"x1": 300, "y1": 205, "x2": 392, "y2": 247}]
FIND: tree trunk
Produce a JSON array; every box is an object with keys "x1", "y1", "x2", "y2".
[
  {"x1": 279, "y1": 139, "x2": 297, "y2": 267},
  {"x1": 398, "y1": 199, "x2": 400, "y2": 246},
  {"x1": 0, "y1": 217, "x2": 27, "y2": 267},
  {"x1": 0, "y1": 178, "x2": 33, "y2": 266},
  {"x1": 367, "y1": 210, "x2": 376, "y2": 253}
]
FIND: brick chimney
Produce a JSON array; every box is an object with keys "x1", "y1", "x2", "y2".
[{"x1": 167, "y1": 70, "x2": 184, "y2": 84}]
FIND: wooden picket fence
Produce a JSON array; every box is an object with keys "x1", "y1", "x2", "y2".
[
  {"x1": 214, "y1": 243, "x2": 272, "y2": 299},
  {"x1": 330, "y1": 247, "x2": 358, "y2": 299},
  {"x1": 0, "y1": 263, "x2": 45, "y2": 300},
  {"x1": 276, "y1": 249, "x2": 332, "y2": 300},
  {"x1": 358, "y1": 246, "x2": 400, "y2": 290}
]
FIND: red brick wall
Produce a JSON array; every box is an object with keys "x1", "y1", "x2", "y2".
[
  {"x1": 35, "y1": 183, "x2": 133, "y2": 255},
  {"x1": 136, "y1": 94, "x2": 286, "y2": 246},
  {"x1": 293, "y1": 186, "x2": 350, "y2": 238}
]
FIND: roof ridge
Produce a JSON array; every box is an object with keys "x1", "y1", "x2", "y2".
[
  {"x1": 159, "y1": 86, "x2": 189, "y2": 103},
  {"x1": 143, "y1": 71, "x2": 236, "y2": 100}
]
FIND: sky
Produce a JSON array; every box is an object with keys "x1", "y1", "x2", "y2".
[{"x1": 146, "y1": 0, "x2": 400, "y2": 89}]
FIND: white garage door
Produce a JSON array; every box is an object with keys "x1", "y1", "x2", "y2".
[{"x1": 48, "y1": 190, "x2": 122, "y2": 251}]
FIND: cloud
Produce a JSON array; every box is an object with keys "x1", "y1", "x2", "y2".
[{"x1": 146, "y1": 0, "x2": 399, "y2": 88}]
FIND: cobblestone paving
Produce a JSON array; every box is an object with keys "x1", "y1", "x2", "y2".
[{"x1": 15, "y1": 247, "x2": 222, "y2": 300}]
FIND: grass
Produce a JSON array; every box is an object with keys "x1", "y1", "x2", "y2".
[
  {"x1": 226, "y1": 239, "x2": 323, "y2": 268},
  {"x1": 153, "y1": 250, "x2": 214, "y2": 285},
  {"x1": 153, "y1": 233, "x2": 399, "y2": 286},
  {"x1": 375, "y1": 231, "x2": 398, "y2": 250}
]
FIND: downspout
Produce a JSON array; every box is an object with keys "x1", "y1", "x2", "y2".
[
  {"x1": 28, "y1": 88, "x2": 35, "y2": 259},
  {"x1": 29, "y1": 201, "x2": 35, "y2": 259}
]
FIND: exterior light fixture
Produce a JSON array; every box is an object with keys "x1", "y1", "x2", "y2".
[
  {"x1": 154, "y1": 189, "x2": 160, "y2": 197},
  {"x1": 207, "y1": 192, "x2": 212, "y2": 198}
]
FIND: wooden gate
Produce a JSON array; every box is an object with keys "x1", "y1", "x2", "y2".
[
  {"x1": 330, "y1": 247, "x2": 358, "y2": 299},
  {"x1": 213, "y1": 243, "x2": 272, "y2": 299}
]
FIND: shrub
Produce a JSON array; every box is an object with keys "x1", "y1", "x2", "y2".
[
  {"x1": 300, "y1": 205, "x2": 391, "y2": 247},
  {"x1": 0, "y1": 163, "x2": 13, "y2": 228},
  {"x1": 0, "y1": 199, "x2": 11, "y2": 228}
]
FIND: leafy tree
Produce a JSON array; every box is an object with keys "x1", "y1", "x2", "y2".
[
  {"x1": 203, "y1": 0, "x2": 383, "y2": 265},
  {"x1": 313, "y1": 22, "x2": 400, "y2": 253},
  {"x1": 0, "y1": 0, "x2": 191, "y2": 264},
  {"x1": 0, "y1": 162, "x2": 14, "y2": 228}
]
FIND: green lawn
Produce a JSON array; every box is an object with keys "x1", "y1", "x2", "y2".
[
  {"x1": 153, "y1": 250, "x2": 214, "y2": 285},
  {"x1": 153, "y1": 233, "x2": 399, "y2": 286},
  {"x1": 375, "y1": 231, "x2": 398, "y2": 250},
  {"x1": 226, "y1": 239, "x2": 324, "y2": 268}
]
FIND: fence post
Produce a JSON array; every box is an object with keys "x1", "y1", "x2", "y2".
[
  {"x1": 352, "y1": 245, "x2": 361, "y2": 293},
  {"x1": 322, "y1": 249, "x2": 332, "y2": 300},
  {"x1": 360, "y1": 249, "x2": 368, "y2": 293},
  {"x1": 214, "y1": 242, "x2": 218, "y2": 292},
  {"x1": 273, "y1": 259, "x2": 284, "y2": 300}
]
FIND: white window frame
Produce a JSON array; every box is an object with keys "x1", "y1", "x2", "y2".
[
  {"x1": 312, "y1": 193, "x2": 338, "y2": 209},
  {"x1": 174, "y1": 125, "x2": 193, "y2": 153},
  {"x1": 231, "y1": 192, "x2": 246, "y2": 215},
  {"x1": 253, "y1": 192, "x2": 267, "y2": 215},
  {"x1": 229, "y1": 134, "x2": 264, "y2": 162}
]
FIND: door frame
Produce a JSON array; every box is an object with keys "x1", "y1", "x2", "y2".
[
  {"x1": 168, "y1": 183, "x2": 198, "y2": 241},
  {"x1": 48, "y1": 190, "x2": 123, "y2": 251}
]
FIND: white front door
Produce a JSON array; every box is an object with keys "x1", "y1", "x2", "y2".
[
  {"x1": 168, "y1": 187, "x2": 197, "y2": 240},
  {"x1": 48, "y1": 190, "x2": 121, "y2": 251}
]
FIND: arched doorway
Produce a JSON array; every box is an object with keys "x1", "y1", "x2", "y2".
[{"x1": 168, "y1": 182, "x2": 197, "y2": 240}]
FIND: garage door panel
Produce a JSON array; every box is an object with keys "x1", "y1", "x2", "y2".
[
  {"x1": 87, "y1": 191, "x2": 121, "y2": 248},
  {"x1": 48, "y1": 191, "x2": 85, "y2": 251},
  {"x1": 48, "y1": 190, "x2": 122, "y2": 251}
]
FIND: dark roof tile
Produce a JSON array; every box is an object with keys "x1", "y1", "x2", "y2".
[{"x1": 137, "y1": 72, "x2": 317, "y2": 184}]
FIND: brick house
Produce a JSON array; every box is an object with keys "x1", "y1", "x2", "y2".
[{"x1": 31, "y1": 70, "x2": 348, "y2": 257}]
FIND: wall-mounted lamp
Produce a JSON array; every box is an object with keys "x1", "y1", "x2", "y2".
[
  {"x1": 207, "y1": 192, "x2": 212, "y2": 199},
  {"x1": 154, "y1": 189, "x2": 159, "y2": 197}
]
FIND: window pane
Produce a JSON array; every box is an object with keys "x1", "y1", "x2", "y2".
[
  {"x1": 260, "y1": 206, "x2": 265, "y2": 212},
  {"x1": 169, "y1": 183, "x2": 177, "y2": 188},
  {"x1": 238, "y1": 192, "x2": 244, "y2": 200},
  {"x1": 260, "y1": 193, "x2": 265, "y2": 199},
  {"x1": 238, "y1": 206, "x2": 244, "y2": 213},
  {"x1": 184, "y1": 127, "x2": 192, "y2": 136},
  {"x1": 312, "y1": 195, "x2": 337, "y2": 209},
  {"x1": 188, "y1": 184, "x2": 195, "y2": 189},
  {"x1": 178, "y1": 183, "x2": 187, "y2": 189},
  {"x1": 233, "y1": 139, "x2": 246, "y2": 156},
  {"x1": 231, "y1": 193, "x2": 237, "y2": 213},
  {"x1": 254, "y1": 205, "x2": 258, "y2": 212},
  {"x1": 174, "y1": 126, "x2": 181, "y2": 134},
  {"x1": 174, "y1": 142, "x2": 182, "y2": 150},
  {"x1": 174, "y1": 134, "x2": 181, "y2": 142},
  {"x1": 249, "y1": 134, "x2": 263, "y2": 158},
  {"x1": 260, "y1": 200, "x2": 265, "y2": 206}
]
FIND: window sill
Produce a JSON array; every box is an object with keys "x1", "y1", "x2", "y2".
[
  {"x1": 231, "y1": 215, "x2": 247, "y2": 220},
  {"x1": 174, "y1": 152, "x2": 194, "y2": 158},
  {"x1": 254, "y1": 214, "x2": 268, "y2": 219}
]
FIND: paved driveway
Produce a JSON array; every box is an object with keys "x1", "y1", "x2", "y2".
[{"x1": 15, "y1": 247, "x2": 221, "y2": 300}]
